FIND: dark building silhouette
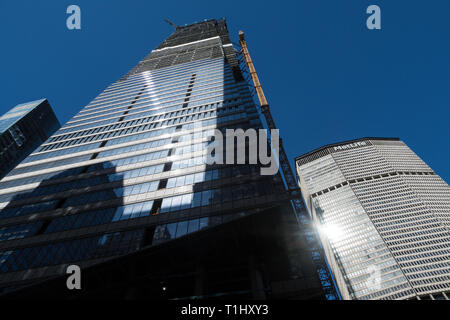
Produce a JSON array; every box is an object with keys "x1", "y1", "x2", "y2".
[
  {"x1": 0, "y1": 19, "x2": 332, "y2": 299},
  {"x1": 0, "y1": 99, "x2": 60, "y2": 180}
]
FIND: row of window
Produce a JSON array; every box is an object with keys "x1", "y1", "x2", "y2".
[
  {"x1": 87, "y1": 62, "x2": 227, "y2": 106},
  {"x1": 0, "y1": 229, "x2": 144, "y2": 273},
  {"x1": 0, "y1": 163, "x2": 166, "y2": 204},
  {"x1": 74, "y1": 84, "x2": 239, "y2": 128},
  {"x1": 45, "y1": 102, "x2": 244, "y2": 150},
  {"x1": 0, "y1": 172, "x2": 272, "y2": 245},
  {"x1": 8, "y1": 153, "x2": 94, "y2": 177},
  {"x1": 86, "y1": 61, "x2": 229, "y2": 110},
  {"x1": 85, "y1": 74, "x2": 230, "y2": 115},
  {"x1": 0, "y1": 210, "x2": 251, "y2": 276},
  {"x1": 21, "y1": 100, "x2": 246, "y2": 166},
  {"x1": 73, "y1": 78, "x2": 236, "y2": 126},
  {"x1": 152, "y1": 214, "x2": 246, "y2": 245},
  {"x1": 59, "y1": 164, "x2": 260, "y2": 209},
  {"x1": 0, "y1": 120, "x2": 255, "y2": 193},
  {"x1": 0, "y1": 200, "x2": 57, "y2": 220},
  {"x1": 99, "y1": 60, "x2": 227, "y2": 97},
  {"x1": 102, "y1": 58, "x2": 223, "y2": 94},
  {"x1": 70, "y1": 74, "x2": 233, "y2": 128},
  {"x1": 61, "y1": 180, "x2": 160, "y2": 208}
]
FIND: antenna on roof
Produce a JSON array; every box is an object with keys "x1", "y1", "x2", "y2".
[{"x1": 164, "y1": 18, "x2": 177, "y2": 30}]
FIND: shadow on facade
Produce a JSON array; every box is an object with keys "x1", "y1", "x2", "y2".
[{"x1": 0, "y1": 160, "x2": 131, "y2": 293}]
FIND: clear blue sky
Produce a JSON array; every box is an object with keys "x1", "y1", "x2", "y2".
[{"x1": 0, "y1": 0, "x2": 449, "y2": 182}]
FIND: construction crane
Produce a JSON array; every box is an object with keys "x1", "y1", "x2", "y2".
[
  {"x1": 238, "y1": 31, "x2": 339, "y2": 300},
  {"x1": 238, "y1": 30, "x2": 300, "y2": 199},
  {"x1": 164, "y1": 18, "x2": 178, "y2": 30}
]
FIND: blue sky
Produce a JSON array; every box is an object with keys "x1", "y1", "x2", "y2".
[{"x1": 0, "y1": 0, "x2": 449, "y2": 182}]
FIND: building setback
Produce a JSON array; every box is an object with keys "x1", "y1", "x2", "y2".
[
  {"x1": 0, "y1": 99, "x2": 60, "y2": 180},
  {"x1": 296, "y1": 137, "x2": 450, "y2": 300},
  {"x1": 0, "y1": 19, "x2": 328, "y2": 299}
]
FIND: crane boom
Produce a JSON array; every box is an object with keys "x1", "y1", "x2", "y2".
[
  {"x1": 238, "y1": 30, "x2": 299, "y2": 197},
  {"x1": 238, "y1": 31, "x2": 339, "y2": 300},
  {"x1": 164, "y1": 18, "x2": 177, "y2": 30}
]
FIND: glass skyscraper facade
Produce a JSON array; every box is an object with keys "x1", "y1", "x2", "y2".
[
  {"x1": 0, "y1": 19, "x2": 325, "y2": 299},
  {"x1": 296, "y1": 138, "x2": 450, "y2": 300},
  {"x1": 0, "y1": 99, "x2": 60, "y2": 180}
]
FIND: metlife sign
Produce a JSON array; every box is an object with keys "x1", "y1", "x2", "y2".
[{"x1": 329, "y1": 141, "x2": 371, "y2": 153}]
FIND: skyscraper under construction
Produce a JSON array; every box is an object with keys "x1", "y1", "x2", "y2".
[{"x1": 0, "y1": 19, "x2": 334, "y2": 299}]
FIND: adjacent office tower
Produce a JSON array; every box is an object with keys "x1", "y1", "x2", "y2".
[
  {"x1": 296, "y1": 138, "x2": 450, "y2": 300},
  {"x1": 0, "y1": 19, "x2": 326, "y2": 299},
  {"x1": 0, "y1": 99, "x2": 60, "y2": 180}
]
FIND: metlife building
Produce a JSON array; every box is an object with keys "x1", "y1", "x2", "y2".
[{"x1": 296, "y1": 137, "x2": 450, "y2": 300}]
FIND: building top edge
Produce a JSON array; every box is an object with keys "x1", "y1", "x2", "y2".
[{"x1": 294, "y1": 137, "x2": 400, "y2": 163}]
